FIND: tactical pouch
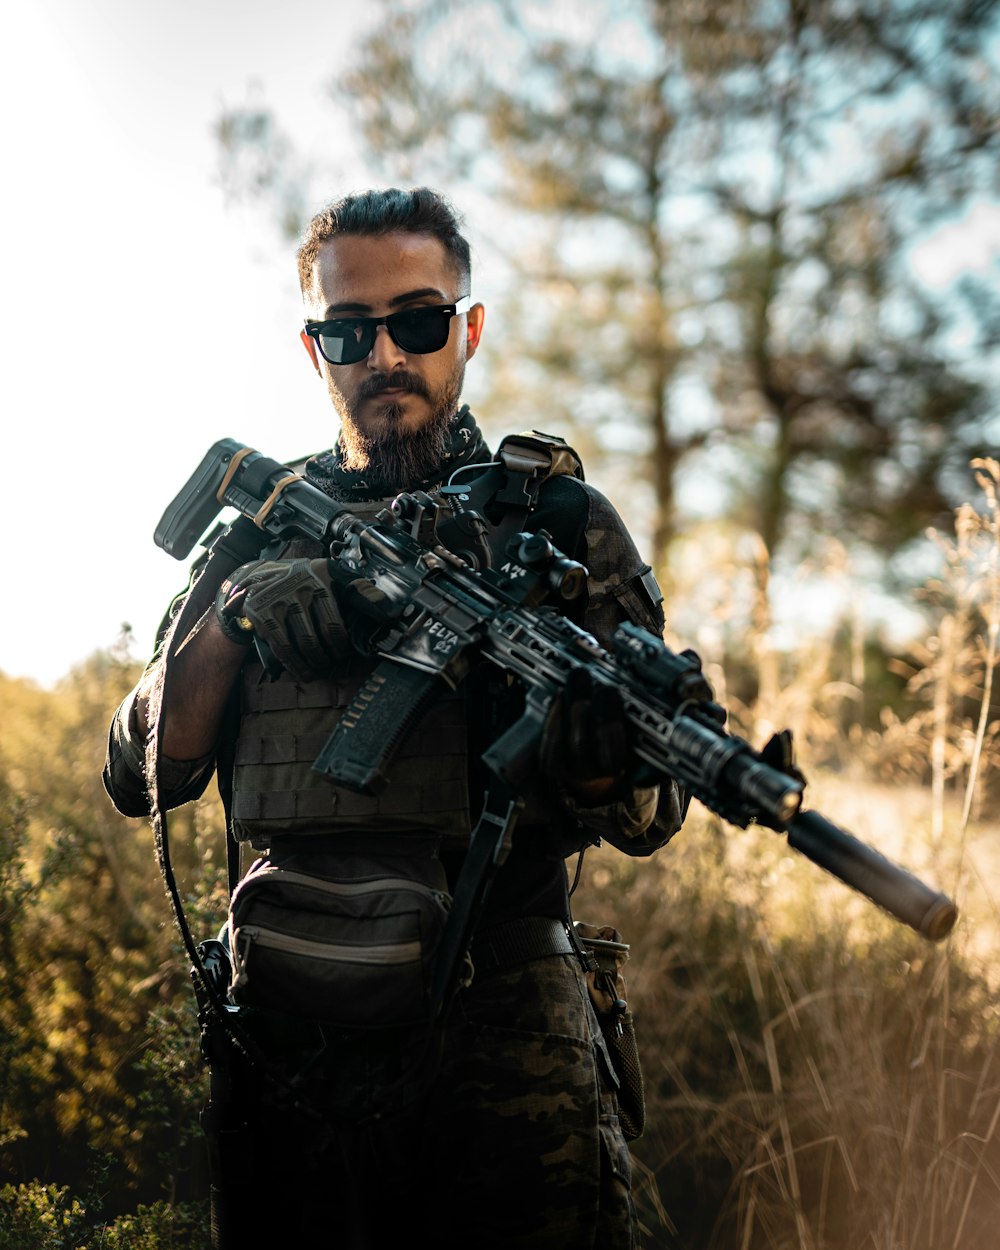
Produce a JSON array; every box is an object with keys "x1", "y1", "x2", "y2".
[
  {"x1": 227, "y1": 853, "x2": 451, "y2": 1029},
  {"x1": 575, "y1": 922, "x2": 646, "y2": 1141},
  {"x1": 495, "y1": 429, "x2": 585, "y2": 484}
]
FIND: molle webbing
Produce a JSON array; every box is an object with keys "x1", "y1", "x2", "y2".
[{"x1": 231, "y1": 663, "x2": 470, "y2": 844}]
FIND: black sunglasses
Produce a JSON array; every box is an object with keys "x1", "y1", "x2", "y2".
[{"x1": 304, "y1": 297, "x2": 471, "y2": 366}]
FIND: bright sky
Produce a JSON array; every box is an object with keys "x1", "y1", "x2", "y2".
[
  {"x1": 0, "y1": 0, "x2": 390, "y2": 685},
  {"x1": 1, "y1": 1, "x2": 997, "y2": 688}
]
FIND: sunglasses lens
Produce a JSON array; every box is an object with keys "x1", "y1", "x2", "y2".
[
  {"x1": 389, "y1": 307, "x2": 452, "y2": 354},
  {"x1": 316, "y1": 320, "x2": 373, "y2": 365}
]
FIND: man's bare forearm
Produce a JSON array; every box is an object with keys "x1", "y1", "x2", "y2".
[{"x1": 135, "y1": 613, "x2": 248, "y2": 760}]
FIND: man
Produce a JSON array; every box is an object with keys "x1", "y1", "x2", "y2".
[{"x1": 104, "y1": 187, "x2": 684, "y2": 1248}]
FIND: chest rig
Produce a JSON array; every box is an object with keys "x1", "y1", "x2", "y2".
[{"x1": 228, "y1": 431, "x2": 585, "y2": 850}]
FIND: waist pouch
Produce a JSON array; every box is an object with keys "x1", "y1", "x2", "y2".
[
  {"x1": 575, "y1": 921, "x2": 646, "y2": 1141},
  {"x1": 227, "y1": 855, "x2": 451, "y2": 1028}
]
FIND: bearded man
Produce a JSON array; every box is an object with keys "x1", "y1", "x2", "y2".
[{"x1": 104, "y1": 187, "x2": 683, "y2": 1249}]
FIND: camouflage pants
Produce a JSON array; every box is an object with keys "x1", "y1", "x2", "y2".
[{"x1": 210, "y1": 953, "x2": 636, "y2": 1249}]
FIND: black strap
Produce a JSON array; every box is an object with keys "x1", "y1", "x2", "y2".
[
  {"x1": 202, "y1": 518, "x2": 269, "y2": 894},
  {"x1": 428, "y1": 778, "x2": 522, "y2": 1018},
  {"x1": 441, "y1": 431, "x2": 586, "y2": 571},
  {"x1": 486, "y1": 435, "x2": 563, "y2": 559},
  {"x1": 425, "y1": 432, "x2": 592, "y2": 1011}
]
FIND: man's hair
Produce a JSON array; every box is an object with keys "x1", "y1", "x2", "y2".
[{"x1": 297, "y1": 187, "x2": 472, "y2": 297}]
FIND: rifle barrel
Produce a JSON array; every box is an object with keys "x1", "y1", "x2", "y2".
[{"x1": 787, "y1": 810, "x2": 957, "y2": 941}]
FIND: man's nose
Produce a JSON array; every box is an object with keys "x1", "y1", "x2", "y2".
[{"x1": 367, "y1": 323, "x2": 408, "y2": 370}]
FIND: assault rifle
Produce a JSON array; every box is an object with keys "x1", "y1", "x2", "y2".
[{"x1": 156, "y1": 438, "x2": 958, "y2": 994}]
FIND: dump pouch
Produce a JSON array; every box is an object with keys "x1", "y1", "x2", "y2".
[{"x1": 227, "y1": 852, "x2": 452, "y2": 1029}]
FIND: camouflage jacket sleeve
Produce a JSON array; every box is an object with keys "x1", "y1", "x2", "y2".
[{"x1": 532, "y1": 476, "x2": 685, "y2": 856}]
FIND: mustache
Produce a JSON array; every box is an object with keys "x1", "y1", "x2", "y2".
[{"x1": 359, "y1": 372, "x2": 429, "y2": 401}]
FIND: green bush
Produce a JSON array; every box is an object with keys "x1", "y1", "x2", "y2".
[
  {"x1": 0, "y1": 1183, "x2": 86, "y2": 1250},
  {"x1": 0, "y1": 1184, "x2": 207, "y2": 1250}
]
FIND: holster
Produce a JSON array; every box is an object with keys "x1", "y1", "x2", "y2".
[{"x1": 574, "y1": 922, "x2": 646, "y2": 1141}]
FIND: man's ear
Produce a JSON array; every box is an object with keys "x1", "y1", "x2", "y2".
[
  {"x1": 300, "y1": 329, "x2": 322, "y2": 375},
  {"x1": 465, "y1": 303, "x2": 485, "y2": 359}
]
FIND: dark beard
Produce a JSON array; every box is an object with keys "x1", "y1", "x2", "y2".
[{"x1": 338, "y1": 371, "x2": 463, "y2": 491}]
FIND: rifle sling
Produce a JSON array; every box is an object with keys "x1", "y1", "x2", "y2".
[{"x1": 429, "y1": 777, "x2": 522, "y2": 1019}]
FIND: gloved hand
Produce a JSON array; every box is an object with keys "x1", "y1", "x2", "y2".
[
  {"x1": 215, "y1": 558, "x2": 352, "y2": 682},
  {"x1": 542, "y1": 667, "x2": 632, "y2": 802}
]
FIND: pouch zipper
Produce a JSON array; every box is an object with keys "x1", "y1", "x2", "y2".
[
  {"x1": 229, "y1": 864, "x2": 448, "y2": 989},
  {"x1": 231, "y1": 863, "x2": 450, "y2": 911},
  {"x1": 232, "y1": 925, "x2": 424, "y2": 988}
]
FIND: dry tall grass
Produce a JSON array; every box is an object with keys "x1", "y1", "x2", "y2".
[{"x1": 573, "y1": 460, "x2": 1000, "y2": 1248}]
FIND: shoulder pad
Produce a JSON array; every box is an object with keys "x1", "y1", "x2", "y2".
[{"x1": 495, "y1": 430, "x2": 585, "y2": 483}]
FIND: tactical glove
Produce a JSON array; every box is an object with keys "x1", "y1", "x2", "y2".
[
  {"x1": 543, "y1": 648, "x2": 717, "y2": 804},
  {"x1": 215, "y1": 558, "x2": 352, "y2": 682},
  {"x1": 542, "y1": 667, "x2": 632, "y2": 798}
]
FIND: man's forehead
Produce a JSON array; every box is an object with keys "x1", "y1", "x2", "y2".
[{"x1": 307, "y1": 231, "x2": 457, "y2": 310}]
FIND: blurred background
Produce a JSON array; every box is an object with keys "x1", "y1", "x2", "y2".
[{"x1": 1, "y1": 1, "x2": 998, "y2": 1246}]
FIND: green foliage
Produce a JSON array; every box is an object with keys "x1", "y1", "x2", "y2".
[
  {"x1": 0, "y1": 1182, "x2": 87, "y2": 1250},
  {"x1": 0, "y1": 1183, "x2": 207, "y2": 1250},
  {"x1": 92, "y1": 1202, "x2": 209, "y2": 1250},
  {"x1": 0, "y1": 648, "x2": 221, "y2": 1226},
  {"x1": 0, "y1": 787, "x2": 48, "y2": 1212}
]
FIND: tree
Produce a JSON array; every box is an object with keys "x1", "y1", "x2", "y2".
[{"x1": 218, "y1": 0, "x2": 999, "y2": 585}]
